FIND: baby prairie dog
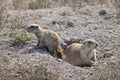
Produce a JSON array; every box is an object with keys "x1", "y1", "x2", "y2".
[
  {"x1": 26, "y1": 24, "x2": 63, "y2": 58},
  {"x1": 62, "y1": 39, "x2": 98, "y2": 67}
]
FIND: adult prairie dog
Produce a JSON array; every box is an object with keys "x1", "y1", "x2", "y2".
[
  {"x1": 26, "y1": 24, "x2": 63, "y2": 58},
  {"x1": 62, "y1": 39, "x2": 98, "y2": 67}
]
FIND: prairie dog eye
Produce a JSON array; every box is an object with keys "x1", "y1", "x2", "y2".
[
  {"x1": 88, "y1": 41, "x2": 92, "y2": 44},
  {"x1": 30, "y1": 26, "x2": 34, "y2": 28}
]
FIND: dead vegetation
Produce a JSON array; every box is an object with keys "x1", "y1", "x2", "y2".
[
  {"x1": 0, "y1": 0, "x2": 120, "y2": 28},
  {"x1": 0, "y1": 0, "x2": 119, "y2": 9},
  {"x1": 95, "y1": 55, "x2": 120, "y2": 80},
  {"x1": 0, "y1": 54, "x2": 60, "y2": 80}
]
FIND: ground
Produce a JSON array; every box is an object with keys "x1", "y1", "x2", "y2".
[{"x1": 0, "y1": 4, "x2": 120, "y2": 80}]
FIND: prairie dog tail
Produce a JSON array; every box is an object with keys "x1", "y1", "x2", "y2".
[{"x1": 57, "y1": 45, "x2": 64, "y2": 59}]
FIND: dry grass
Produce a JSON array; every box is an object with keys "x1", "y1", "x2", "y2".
[
  {"x1": 0, "y1": 1, "x2": 6, "y2": 29},
  {"x1": 95, "y1": 55, "x2": 120, "y2": 80},
  {"x1": 0, "y1": 54, "x2": 59, "y2": 80},
  {"x1": 113, "y1": 0, "x2": 120, "y2": 17},
  {"x1": 96, "y1": 65, "x2": 120, "y2": 80},
  {"x1": 31, "y1": 66, "x2": 58, "y2": 80},
  {"x1": 0, "y1": 0, "x2": 111, "y2": 10},
  {"x1": 0, "y1": 0, "x2": 111, "y2": 29},
  {"x1": 0, "y1": 0, "x2": 119, "y2": 14},
  {"x1": 29, "y1": 0, "x2": 51, "y2": 9}
]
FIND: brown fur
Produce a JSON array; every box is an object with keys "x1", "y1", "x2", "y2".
[
  {"x1": 62, "y1": 39, "x2": 98, "y2": 67},
  {"x1": 26, "y1": 24, "x2": 63, "y2": 58}
]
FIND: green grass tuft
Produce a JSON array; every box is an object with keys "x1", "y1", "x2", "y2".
[{"x1": 9, "y1": 29, "x2": 31, "y2": 46}]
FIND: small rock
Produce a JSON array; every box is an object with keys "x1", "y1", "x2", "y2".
[
  {"x1": 104, "y1": 47, "x2": 110, "y2": 51},
  {"x1": 43, "y1": 27, "x2": 48, "y2": 29},
  {"x1": 67, "y1": 20, "x2": 75, "y2": 27},
  {"x1": 52, "y1": 21, "x2": 56, "y2": 25},
  {"x1": 7, "y1": 52, "x2": 12, "y2": 55},
  {"x1": 61, "y1": 11, "x2": 67, "y2": 16},
  {"x1": 102, "y1": 53, "x2": 113, "y2": 58},
  {"x1": 94, "y1": 27, "x2": 97, "y2": 30},
  {"x1": 99, "y1": 9, "x2": 107, "y2": 16}
]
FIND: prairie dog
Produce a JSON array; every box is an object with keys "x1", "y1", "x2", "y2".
[
  {"x1": 62, "y1": 39, "x2": 98, "y2": 67},
  {"x1": 26, "y1": 24, "x2": 63, "y2": 58}
]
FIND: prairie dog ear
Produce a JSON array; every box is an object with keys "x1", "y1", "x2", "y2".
[{"x1": 82, "y1": 41, "x2": 86, "y2": 45}]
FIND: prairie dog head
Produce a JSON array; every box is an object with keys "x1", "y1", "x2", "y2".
[
  {"x1": 82, "y1": 39, "x2": 98, "y2": 52},
  {"x1": 26, "y1": 24, "x2": 43, "y2": 34}
]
